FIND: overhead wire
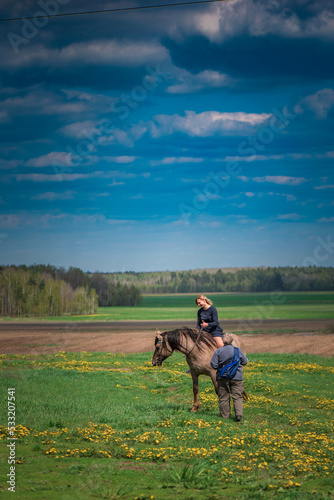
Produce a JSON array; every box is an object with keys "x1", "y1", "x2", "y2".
[{"x1": 0, "y1": 0, "x2": 227, "y2": 23}]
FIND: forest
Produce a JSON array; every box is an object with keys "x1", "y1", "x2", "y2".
[
  {"x1": 1, "y1": 264, "x2": 333, "y2": 317},
  {"x1": 0, "y1": 265, "x2": 142, "y2": 317},
  {"x1": 108, "y1": 266, "x2": 334, "y2": 294}
]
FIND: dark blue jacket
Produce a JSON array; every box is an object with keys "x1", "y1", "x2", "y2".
[{"x1": 196, "y1": 305, "x2": 223, "y2": 337}]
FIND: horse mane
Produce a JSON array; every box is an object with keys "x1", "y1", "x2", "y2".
[{"x1": 162, "y1": 327, "x2": 217, "y2": 353}]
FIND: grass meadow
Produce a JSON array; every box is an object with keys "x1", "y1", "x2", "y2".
[
  {"x1": 1, "y1": 291, "x2": 334, "y2": 322},
  {"x1": 1, "y1": 350, "x2": 333, "y2": 499}
]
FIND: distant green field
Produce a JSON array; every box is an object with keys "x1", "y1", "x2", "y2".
[{"x1": 1, "y1": 292, "x2": 334, "y2": 322}]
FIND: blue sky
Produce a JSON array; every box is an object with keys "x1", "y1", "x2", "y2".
[{"x1": 0, "y1": 0, "x2": 334, "y2": 272}]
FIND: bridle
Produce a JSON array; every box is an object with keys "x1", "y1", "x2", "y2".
[
  {"x1": 155, "y1": 338, "x2": 173, "y2": 353},
  {"x1": 154, "y1": 337, "x2": 173, "y2": 365},
  {"x1": 155, "y1": 328, "x2": 203, "y2": 359}
]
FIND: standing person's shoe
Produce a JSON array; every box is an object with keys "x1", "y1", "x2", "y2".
[{"x1": 235, "y1": 415, "x2": 242, "y2": 422}]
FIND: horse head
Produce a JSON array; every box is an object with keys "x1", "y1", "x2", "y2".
[{"x1": 152, "y1": 329, "x2": 173, "y2": 366}]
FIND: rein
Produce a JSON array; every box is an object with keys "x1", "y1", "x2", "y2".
[
  {"x1": 157, "y1": 328, "x2": 203, "y2": 357},
  {"x1": 185, "y1": 328, "x2": 203, "y2": 356}
]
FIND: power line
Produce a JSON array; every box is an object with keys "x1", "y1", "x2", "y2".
[{"x1": 0, "y1": 0, "x2": 227, "y2": 23}]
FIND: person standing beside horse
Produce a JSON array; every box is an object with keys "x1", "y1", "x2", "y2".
[
  {"x1": 210, "y1": 332, "x2": 248, "y2": 422},
  {"x1": 195, "y1": 294, "x2": 224, "y2": 348}
]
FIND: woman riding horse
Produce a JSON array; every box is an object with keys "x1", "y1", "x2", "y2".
[
  {"x1": 196, "y1": 294, "x2": 224, "y2": 348},
  {"x1": 152, "y1": 327, "x2": 247, "y2": 412}
]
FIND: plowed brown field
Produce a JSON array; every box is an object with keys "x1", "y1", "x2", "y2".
[{"x1": 0, "y1": 320, "x2": 333, "y2": 356}]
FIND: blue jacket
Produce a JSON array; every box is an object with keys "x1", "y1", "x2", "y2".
[
  {"x1": 210, "y1": 345, "x2": 248, "y2": 381},
  {"x1": 196, "y1": 305, "x2": 223, "y2": 337}
]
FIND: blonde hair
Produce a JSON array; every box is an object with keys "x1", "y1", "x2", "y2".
[{"x1": 195, "y1": 294, "x2": 213, "y2": 306}]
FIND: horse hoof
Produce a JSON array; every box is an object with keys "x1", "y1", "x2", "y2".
[{"x1": 190, "y1": 407, "x2": 199, "y2": 412}]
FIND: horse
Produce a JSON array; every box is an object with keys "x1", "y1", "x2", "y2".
[{"x1": 152, "y1": 327, "x2": 246, "y2": 412}]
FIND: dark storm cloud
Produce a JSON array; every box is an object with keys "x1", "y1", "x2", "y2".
[
  {"x1": 161, "y1": 0, "x2": 334, "y2": 88},
  {"x1": 165, "y1": 35, "x2": 334, "y2": 85}
]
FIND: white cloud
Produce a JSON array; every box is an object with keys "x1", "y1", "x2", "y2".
[
  {"x1": 277, "y1": 213, "x2": 304, "y2": 221},
  {"x1": 150, "y1": 110, "x2": 271, "y2": 137},
  {"x1": 26, "y1": 152, "x2": 74, "y2": 168},
  {"x1": 252, "y1": 176, "x2": 308, "y2": 185},
  {"x1": 108, "y1": 181, "x2": 125, "y2": 187},
  {"x1": 106, "y1": 125, "x2": 148, "y2": 147},
  {"x1": 266, "y1": 192, "x2": 297, "y2": 202},
  {"x1": 2, "y1": 90, "x2": 85, "y2": 117},
  {"x1": 59, "y1": 40, "x2": 168, "y2": 67},
  {"x1": 166, "y1": 69, "x2": 237, "y2": 94},
  {"x1": 314, "y1": 184, "x2": 334, "y2": 190},
  {"x1": 181, "y1": 177, "x2": 210, "y2": 183},
  {"x1": 0, "y1": 211, "x2": 136, "y2": 229},
  {"x1": 184, "y1": 4, "x2": 222, "y2": 42},
  {"x1": 16, "y1": 170, "x2": 150, "y2": 182},
  {"x1": 182, "y1": 0, "x2": 334, "y2": 43},
  {"x1": 225, "y1": 154, "x2": 285, "y2": 162},
  {"x1": 317, "y1": 217, "x2": 334, "y2": 222},
  {"x1": 106, "y1": 219, "x2": 136, "y2": 224},
  {"x1": 0, "y1": 214, "x2": 22, "y2": 228},
  {"x1": 103, "y1": 156, "x2": 136, "y2": 164},
  {"x1": 222, "y1": 151, "x2": 334, "y2": 162},
  {"x1": 295, "y1": 88, "x2": 334, "y2": 118},
  {"x1": 58, "y1": 120, "x2": 100, "y2": 139},
  {"x1": 151, "y1": 157, "x2": 203, "y2": 166},
  {"x1": 130, "y1": 194, "x2": 144, "y2": 200},
  {"x1": 199, "y1": 220, "x2": 221, "y2": 228},
  {"x1": 245, "y1": 192, "x2": 255, "y2": 197},
  {"x1": 0, "y1": 212, "x2": 70, "y2": 229},
  {"x1": 59, "y1": 119, "x2": 147, "y2": 148},
  {"x1": 1, "y1": 40, "x2": 169, "y2": 69},
  {"x1": 32, "y1": 191, "x2": 75, "y2": 201},
  {"x1": 17, "y1": 173, "x2": 88, "y2": 182}
]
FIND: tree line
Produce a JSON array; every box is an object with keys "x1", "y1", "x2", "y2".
[
  {"x1": 0, "y1": 265, "x2": 142, "y2": 317},
  {"x1": 108, "y1": 266, "x2": 334, "y2": 293},
  {"x1": 1, "y1": 264, "x2": 332, "y2": 317},
  {"x1": 0, "y1": 266, "x2": 97, "y2": 317}
]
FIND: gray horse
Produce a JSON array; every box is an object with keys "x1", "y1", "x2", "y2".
[{"x1": 152, "y1": 327, "x2": 246, "y2": 412}]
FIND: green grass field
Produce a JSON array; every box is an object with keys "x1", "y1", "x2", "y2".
[
  {"x1": 1, "y1": 292, "x2": 334, "y2": 322},
  {"x1": 1, "y1": 350, "x2": 333, "y2": 499}
]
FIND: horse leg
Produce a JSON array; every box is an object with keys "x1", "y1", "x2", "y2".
[
  {"x1": 210, "y1": 374, "x2": 218, "y2": 395},
  {"x1": 190, "y1": 373, "x2": 200, "y2": 412}
]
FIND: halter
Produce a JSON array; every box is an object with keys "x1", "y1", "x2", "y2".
[
  {"x1": 155, "y1": 328, "x2": 203, "y2": 357},
  {"x1": 155, "y1": 338, "x2": 173, "y2": 354}
]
